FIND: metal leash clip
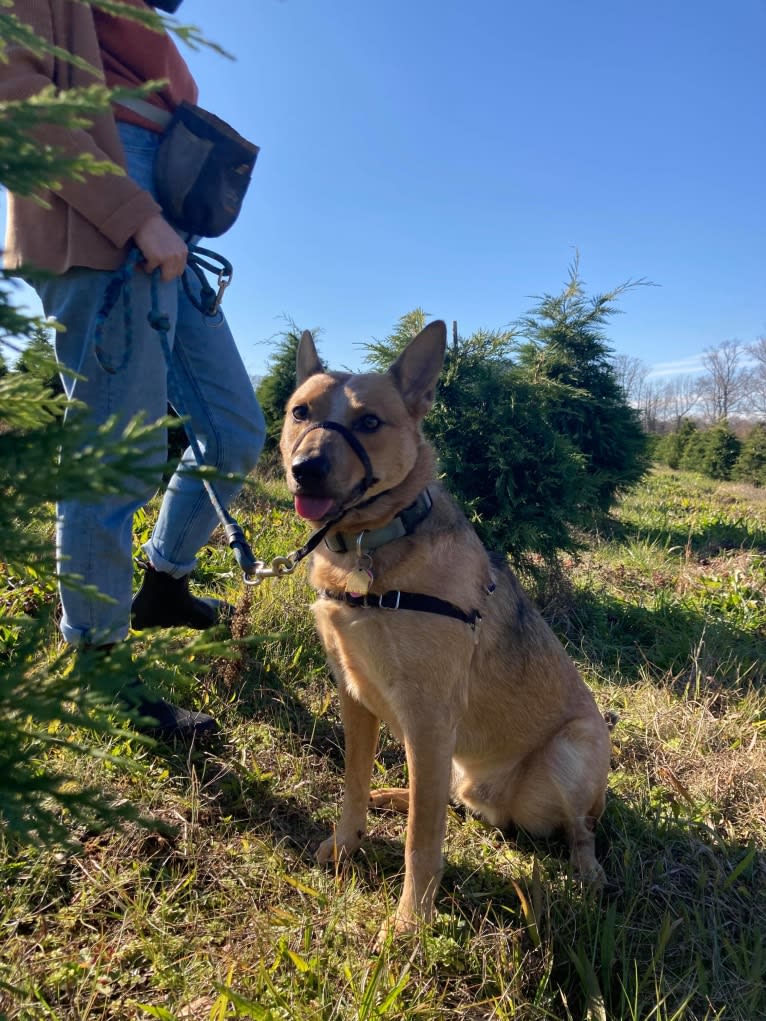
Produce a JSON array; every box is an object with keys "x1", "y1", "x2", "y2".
[
  {"x1": 243, "y1": 554, "x2": 299, "y2": 587},
  {"x1": 212, "y1": 264, "x2": 232, "y2": 315},
  {"x1": 184, "y1": 245, "x2": 234, "y2": 318}
]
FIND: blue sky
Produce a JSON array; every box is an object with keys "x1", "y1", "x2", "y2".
[{"x1": 8, "y1": 0, "x2": 766, "y2": 379}]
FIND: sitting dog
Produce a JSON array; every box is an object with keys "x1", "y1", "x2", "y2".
[{"x1": 280, "y1": 320, "x2": 611, "y2": 936}]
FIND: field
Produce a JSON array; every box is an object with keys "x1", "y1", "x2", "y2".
[{"x1": 2, "y1": 467, "x2": 765, "y2": 1021}]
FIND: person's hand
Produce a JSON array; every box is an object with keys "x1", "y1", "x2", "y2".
[{"x1": 133, "y1": 215, "x2": 188, "y2": 281}]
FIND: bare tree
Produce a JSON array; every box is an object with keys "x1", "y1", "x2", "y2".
[
  {"x1": 614, "y1": 353, "x2": 649, "y2": 403},
  {"x1": 613, "y1": 354, "x2": 665, "y2": 431},
  {"x1": 698, "y1": 339, "x2": 751, "y2": 422},
  {"x1": 637, "y1": 377, "x2": 662, "y2": 432},
  {"x1": 613, "y1": 355, "x2": 705, "y2": 432},
  {"x1": 660, "y1": 373, "x2": 701, "y2": 426}
]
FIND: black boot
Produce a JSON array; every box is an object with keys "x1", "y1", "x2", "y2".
[
  {"x1": 121, "y1": 679, "x2": 219, "y2": 742},
  {"x1": 131, "y1": 561, "x2": 233, "y2": 630},
  {"x1": 81, "y1": 644, "x2": 218, "y2": 742}
]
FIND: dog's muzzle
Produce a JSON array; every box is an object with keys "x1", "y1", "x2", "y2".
[{"x1": 291, "y1": 420, "x2": 379, "y2": 504}]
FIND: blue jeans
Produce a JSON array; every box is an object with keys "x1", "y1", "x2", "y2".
[{"x1": 35, "y1": 123, "x2": 265, "y2": 646}]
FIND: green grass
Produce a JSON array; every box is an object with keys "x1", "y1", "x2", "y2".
[{"x1": 2, "y1": 467, "x2": 766, "y2": 1020}]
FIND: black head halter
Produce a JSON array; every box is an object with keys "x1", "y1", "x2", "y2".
[
  {"x1": 286, "y1": 418, "x2": 396, "y2": 564},
  {"x1": 291, "y1": 419, "x2": 379, "y2": 505}
]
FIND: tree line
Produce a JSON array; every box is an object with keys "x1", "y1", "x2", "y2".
[
  {"x1": 612, "y1": 338, "x2": 766, "y2": 487},
  {"x1": 615, "y1": 336, "x2": 766, "y2": 431}
]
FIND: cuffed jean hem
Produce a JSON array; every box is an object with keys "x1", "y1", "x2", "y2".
[
  {"x1": 141, "y1": 540, "x2": 197, "y2": 578},
  {"x1": 60, "y1": 622, "x2": 131, "y2": 648},
  {"x1": 57, "y1": 574, "x2": 131, "y2": 647}
]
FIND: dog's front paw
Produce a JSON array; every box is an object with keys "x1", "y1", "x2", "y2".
[
  {"x1": 316, "y1": 828, "x2": 364, "y2": 865},
  {"x1": 373, "y1": 909, "x2": 421, "y2": 951},
  {"x1": 577, "y1": 859, "x2": 607, "y2": 888}
]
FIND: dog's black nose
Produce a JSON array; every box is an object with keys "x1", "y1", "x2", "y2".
[{"x1": 292, "y1": 453, "x2": 331, "y2": 490}]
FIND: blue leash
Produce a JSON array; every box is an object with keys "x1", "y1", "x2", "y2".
[{"x1": 94, "y1": 246, "x2": 259, "y2": 579}]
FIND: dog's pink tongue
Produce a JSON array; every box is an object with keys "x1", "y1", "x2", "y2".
[{"x1": 294, "y1": 495, "x2": 335, "y2": 521}]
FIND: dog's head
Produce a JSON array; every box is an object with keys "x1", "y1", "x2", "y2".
[{"x1": 280, "y1": 320, "x2": 446, "y2": 523}]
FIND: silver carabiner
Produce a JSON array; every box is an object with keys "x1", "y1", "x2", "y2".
[
  {"x1": 213, "y1": 266, "x2": 233, "y2": 313},
  {"x1": 242, "y1": 554, "x2": 298, "y2": 586},
  {"x1": 268, "y1": 555, "x2": 296, "y2": 577}
]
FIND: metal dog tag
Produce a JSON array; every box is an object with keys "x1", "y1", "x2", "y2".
[{"x1": 345, "y1": 567, "x2": 373, "y2": 596}]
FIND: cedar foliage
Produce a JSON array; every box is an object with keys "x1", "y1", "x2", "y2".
[
  {"x1": 654, "y1": 418, "x2": 698, "y2": 469},
  {"x1": 424, "y1": 325, "x2": 587, "y2": 562},
  {"x1": 678, "y1": 421, "x2": 742, "y2": 480},
  {"x1": 361, "y1": 265, "x2": 649, "y2": 563},
  {"x1": 0, "y1": 3, "x2": 222, "y2": 845},
  {"x1": 514, "y1": 258, "x2": 649, "y2": 515},
  {"x1": 255, "y1": 322, "x2": 304, "y2": 467},
  {"x1": 657, "y1": 420, "x2": 750, "y2": 483},
  {"x1": 734, "y1": 422, "x2": 766, "y2": 487}
]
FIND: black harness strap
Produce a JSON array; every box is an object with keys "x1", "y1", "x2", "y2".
[{"x1": 320, "y1": 587, "x2": 482, "y2": 630}]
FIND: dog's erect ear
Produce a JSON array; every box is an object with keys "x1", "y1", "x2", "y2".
[
  {"x1": 388, "y1": 320, "x2": 447, "y2": 419},
  {"x1": 296, "y1": 330, "x2": 325, "y2": 385}
]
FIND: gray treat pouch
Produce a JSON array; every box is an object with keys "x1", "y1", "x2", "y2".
[{"x1": 154, "y1": 101, "x2": 259, "y2": 238}]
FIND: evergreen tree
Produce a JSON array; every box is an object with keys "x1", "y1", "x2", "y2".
[
  {"x1": 680, "y1": 421, "x2": 741, "y2": 480},
  {"x1": 256, "y1": 323, "x2": 309, "y2": 466},
  {"x1": 427, "y1": 331, "x2": 586, "y2": 562},
  {"x1": 679, "y1": 427, "x2": 709, "y2": 475},
  {"x1": 363, "y1": 274, "x2": 650, "y2": 562},
  {"x1": 14, "y1": 324, "x2": 65, "y2": 397},
  {"x1": 514, "y1": 258, "x2": 650, "y2": 514},
  {"x1": 703, "y1": 422, "x2": 741, "y2": 480},
  {"x1": 364, "y1": 308, "x2": 430, "y2": 369},
  {"x1": 654, "y1": 418, "x2": 697, "y2": 469},
  {"x1": 734, "y1": 423, "x2": 766, "y2": 487}
]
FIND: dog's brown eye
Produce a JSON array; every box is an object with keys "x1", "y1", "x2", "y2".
[
  {"x1": 292, "y1": 404, "x2": 309, "y2": 422},
  {"x1": 356, "y1": 414, "x2": 381, "y2": 433}
]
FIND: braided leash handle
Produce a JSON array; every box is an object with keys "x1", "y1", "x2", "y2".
[{"x1": 93, "y1": 248, "x2": 142, "y2": 374}]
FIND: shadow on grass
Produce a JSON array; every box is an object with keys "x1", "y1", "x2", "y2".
[
  {"x1": 184, "y1": 642, "x2": 766, "y2": 1018},
  {"x1": 602, "y1": 512, "x2": 766, "y2": 558},
  {"x1": 330, "y1": 793, "x2": 766, "y2": 1020},
  {"x1": 144, "y1": 658, "x2": 357, "y2": 856},
  {"x1": 556, "y1": 585, "x2": 765, "y2": 688}
]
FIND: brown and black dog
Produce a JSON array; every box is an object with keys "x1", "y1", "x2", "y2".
[{"x1": 280, "y1": 320, "x2": 611, "y2": 937}]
